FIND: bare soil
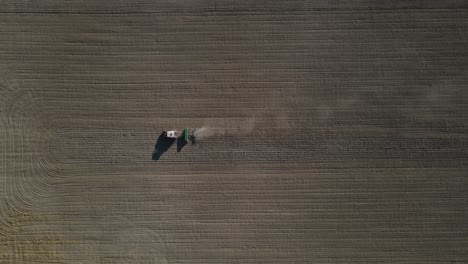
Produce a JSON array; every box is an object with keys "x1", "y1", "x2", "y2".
[{"x1": 0, "y1": 1, "x2": 467, "y2": 263}]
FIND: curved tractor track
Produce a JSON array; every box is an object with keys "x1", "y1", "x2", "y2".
[
  {"x1": 0, "y1": 73, "x2": 67, "y2": 262},
  {"x1": 1, "y1": 1, "x2": 467, "y2": 264}
]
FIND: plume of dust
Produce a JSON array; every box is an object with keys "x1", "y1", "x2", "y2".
[{"x1": 195, "y1": 118, "x2": 256, "y2": 139}]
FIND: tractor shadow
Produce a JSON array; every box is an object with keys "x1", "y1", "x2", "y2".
[
  {"x1": 152, "y1": 133, "x2": 175, "y2": 160},
  {"x1": 177, "y1": 137, "x2": 187, "y2": 152}
]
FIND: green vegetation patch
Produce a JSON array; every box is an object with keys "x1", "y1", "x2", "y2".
[{"x1": 0, "y1": 205, "x2": 65, "y2": 263}]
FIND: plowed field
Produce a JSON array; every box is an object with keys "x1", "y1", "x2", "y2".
[{"x1": 1, "y1": 1, "x2": 467, "y2": 263}]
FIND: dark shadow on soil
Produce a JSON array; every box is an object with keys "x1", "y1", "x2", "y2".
[
  {"x1": 177, "y1": 137, "x2": 187, "y2": 152},
  {"x1": 152, "y1": 133, "x2": 175, "y2": 160},
  {"x1": 190, "y1": 134, "x2": 196, "y2": 145}
]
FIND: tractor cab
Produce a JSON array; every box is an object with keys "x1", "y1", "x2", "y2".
[{"x1": 162, "y1": 130, "x2": 177, "y2": 139}]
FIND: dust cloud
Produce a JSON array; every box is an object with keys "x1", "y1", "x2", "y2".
[{"x1": 195, "y1": 118, "x2": 256, "y2": 139}]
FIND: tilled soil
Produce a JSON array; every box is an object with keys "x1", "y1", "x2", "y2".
[{"x1": 0, "y1": 1, "x2": 467, "y2": 263}]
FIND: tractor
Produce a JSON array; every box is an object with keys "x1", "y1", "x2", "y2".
[{"x1": 162, "y1": 128, "x2": 197, "y2": 143}]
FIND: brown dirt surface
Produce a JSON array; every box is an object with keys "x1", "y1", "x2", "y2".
[{"x1": 1, "y1": 1, "x2": 467, "y2": 263}]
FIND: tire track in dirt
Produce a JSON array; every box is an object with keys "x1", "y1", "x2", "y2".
[
  {"x1": 0, "y1": 70, "x2": 66, "y2": 231},
  {"x1": 0, "y1": 70, "x2": 70, "y2": 262}
]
